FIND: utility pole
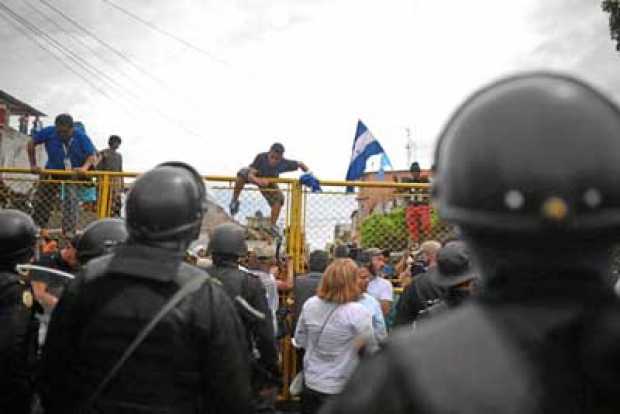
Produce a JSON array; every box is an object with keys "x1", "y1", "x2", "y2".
[{"x1": 405, "y1": 127, "x2": 415, "y2": 167}]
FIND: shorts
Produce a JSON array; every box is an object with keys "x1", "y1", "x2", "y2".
[{"x1": 238, "y1": 168, "x2": 285, "y2": 207}]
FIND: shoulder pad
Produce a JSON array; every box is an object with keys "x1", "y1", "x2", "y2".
[
  {"x1": 178, "y1": 261, "x2": 220, "y2": 287},
  {"x1": 238, "y1": 265, "x2": 260, "y2": 279},
  {"x1": 82, "y1": 254, "x2": 114, "y2": 282}
]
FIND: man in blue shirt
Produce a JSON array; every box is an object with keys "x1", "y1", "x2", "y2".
[
  {"x1": 28, "y1": 114, "x2": 97, "y2": 235},
  {"x1": 230, "y1": 143, "x2": 309, "y2": 236}
]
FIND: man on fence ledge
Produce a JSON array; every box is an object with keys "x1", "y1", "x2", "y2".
[
  {"x1": 27, "y1": 113, "x2": 97, "y2": 236},
  {"x1": 230, "y1": 142, "x2": 309, "y2": 236}
]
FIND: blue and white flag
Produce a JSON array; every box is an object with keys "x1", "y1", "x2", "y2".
[{"x1": 346, "y1": 120, "x2": 392, "y2": 191}]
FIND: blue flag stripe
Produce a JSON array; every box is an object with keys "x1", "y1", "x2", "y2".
[{"x1": 346, "y1": 140, "x2": 386, "y2": 181}]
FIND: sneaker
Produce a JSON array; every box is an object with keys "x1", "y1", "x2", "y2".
[{"x1": 229, "y1": 199, "x2": 240, "y2": 216}]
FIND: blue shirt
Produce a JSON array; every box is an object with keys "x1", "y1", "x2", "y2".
[
  {"x1": 358, "y1": 293, "x2": 387, "y2": 342},
  {"x1": 33, "y1": 126, "x2": 96, "y2": 170}
]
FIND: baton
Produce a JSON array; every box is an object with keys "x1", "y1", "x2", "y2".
[{"x1": 16, "y1": 264, "x2": 76, "y2": 279}]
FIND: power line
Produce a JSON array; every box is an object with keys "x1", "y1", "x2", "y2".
[
  {"x1": 100, "y1": 0, "x2": 228, "y2": 65},
  {"x1": 37, "y1": 0, "x2": 181, "y2": 93},
  {"x1": 0, "y1": 4, "x2": 114, "y2": 100},
  {"x1": 0, "y1": 2, "x2": 135, "y2": 102},
  {"x1": 22, "y1": 0, "x2": 132, "y2": 79},
  {"x1": 1, "y1": 2, "x2": 199, "y2": 137},
  {"x1": 34, "y1": 0, "x2": 205, "y2": 136}
]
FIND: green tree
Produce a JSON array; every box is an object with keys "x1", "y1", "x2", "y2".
[{"x1": 360, "y1": 208, "x2": 409, "y2": 251}]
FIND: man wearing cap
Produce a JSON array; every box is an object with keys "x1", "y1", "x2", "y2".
[
  {"x1": 400, "y1": 162, "x2": 431, "y2": 243},
  {"x1": 249, "y1": 245, "x2": 280, "y2": 336},
  {"x1": 417, "y1": 241, "x2": 477, "y2": 322},
  {"x1": 363, "y1": 248, "x2": 393, "y2": 316},
  {"x1": 230, "y1": 143, "x2": 309, "y2": 235}
]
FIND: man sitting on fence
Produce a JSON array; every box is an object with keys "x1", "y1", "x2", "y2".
[
  {"x1": 28, "y1": 114, "x2": 97, "y2": 236},
  {"x1": 230, "y1": 142, "x2": 309, "y2": 236}
]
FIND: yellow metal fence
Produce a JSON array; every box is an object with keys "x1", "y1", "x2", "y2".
[
  {"x1": 0, "y1": 167, "x2": 455, "y2": 400},
  {"x1": 0, "y1": 168, "x2": 453, "y2": 262}
]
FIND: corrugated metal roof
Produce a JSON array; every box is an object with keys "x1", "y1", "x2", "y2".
[{"x1": 0, "y1": 90, "x2": 46, "y2": 117}]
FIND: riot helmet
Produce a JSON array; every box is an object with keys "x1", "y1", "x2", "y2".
[
  {"x1": 126, "y1": 162, "x2": 208, "y2": 243},
  {"x1": 433, "y1": 72, "x2": 620, "y2": 239},
  {"x1": 208, "y1": 223, "x2": 248, "y2": 258},
  {"x1": 77, "y1": 218, "x2": 128, "y2": 264},
  {"x1": 0, "y1": 209, "x2": 38, "y2": 268}
]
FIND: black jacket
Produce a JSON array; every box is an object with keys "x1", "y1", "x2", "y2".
[
  {"x1": 293, "y1": 272, "x2": 323, "y2": 322},
  {"x1": 393, "y1": 272, "x2": 443, "y2": 327},
  {"x1": 206, "y1": 263, "x2": 280, "y2": 387},
  {"x1": 321, "y1": 273, "x2": 620, "y2": 414},
  {"x1": 39, "y1": 244, "x2": 252, "y2": 414},
  {"x1": 0, "y1": 271, "x2": 39, "y2": 414}
]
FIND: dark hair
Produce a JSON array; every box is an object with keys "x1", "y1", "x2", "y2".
[
  {"x1": 382, "y1": 249, "x2": 391, "y2": 258},
  {"x1": 410, "y1": 162, "x2": 421, "y2": 173},
  {"x1": 109, "y1": 135, "x2": 121, "y2": 145},
  {"x1": 270, "y1": 143, "x2": 285, "y2": 154},
  {"x1": 55, "y1": 113, "x2": 74, "y2": 128},
  {"x1": 309, "y1": 250, "x2": 329, "y2": 272}
]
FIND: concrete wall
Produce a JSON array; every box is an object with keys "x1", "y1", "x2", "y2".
[{"x1": 0, "y1": 127, "x2": 46, "y2": 194}]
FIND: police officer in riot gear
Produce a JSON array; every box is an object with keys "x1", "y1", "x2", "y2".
[
  {"x1": 321, "y1": 73, "x2": 620, "y2": 414},
  {"x1": 40, "y1": 162, "x2": 252, "y2": 413},
  {"x1": 206, "y1": 223, "x2": 280, "y2": 408},
  {"x1": 76, "y1": 218, "x2": 128, "y2": 265},
  {"x1": 0, "y1": 209, "x2": 40, "y2": 414}
]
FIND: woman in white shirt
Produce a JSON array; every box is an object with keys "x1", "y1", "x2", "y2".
[{"x1": 294, "y1": 258, "x2": 375, "y2": 414}]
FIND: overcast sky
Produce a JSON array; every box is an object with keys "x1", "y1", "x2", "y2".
[{"x1": 1, "y1": 0, "x2": 618, "y2": 179}]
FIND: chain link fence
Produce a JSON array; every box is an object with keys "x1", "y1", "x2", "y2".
[
  {"x1": 302, "y1": 182, "x2": 455, "y2": 257},
  {"x1": 0, "y1": 168, "x2": 455, "y2": 261},
  {"x1": 0, "y1": 172, "x2": 101, "y2": 236}
]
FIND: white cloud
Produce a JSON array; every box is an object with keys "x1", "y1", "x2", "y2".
[{"x1": 1, "y1": 0, "x2": 618, "y2": 179}]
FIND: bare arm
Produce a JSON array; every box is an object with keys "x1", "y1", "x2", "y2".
[
  {"x1": 379, "y1": 300, "x2": 391, "y2": 317},
  {"x1": 275, "y1": 259, "x2": 294, "y2": 291},
  {"x1": 248, "y1": 168, "x2": 269, "y2": 186},
  {"x1": 298, "y1": 162, "x2": 309, "y2": 172},
  {"x1": 32, "y1": 280, "x2": 58, "y2": 311},
  {"x1": 27, "y1": 140, "x2": 40, "y2": 172},
  {"x1": 76, "y1": 154, "x2": 97, "y2": 173}
]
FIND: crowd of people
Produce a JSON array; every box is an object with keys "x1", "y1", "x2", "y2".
[{"x1": 3, "y1": 71, "x2": 620, "y2": 414}]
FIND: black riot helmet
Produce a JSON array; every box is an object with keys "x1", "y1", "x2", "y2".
[
  {"x1": 77, "y1": 218, "x2": 128, "y2": 264},
  {"x1": 0, "y1": 209, "x2": 38, "y2": 269},
  {"x1": 208, "y1": 223, "x2": 248, "y2": 258},
  {"x1": 126, "y1": 162, "x2": 208, "y2": 243},
  {"x1": 433, "y1": 72, "x2": 620, "y2": 240}
]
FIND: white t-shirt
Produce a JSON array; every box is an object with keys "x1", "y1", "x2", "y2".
[
  {"x1": 367, "y1": 276, "x2": 394, "y2": 302},
  {"x1": 294, "y1": 297, "x2": 375, "y2": 394}
]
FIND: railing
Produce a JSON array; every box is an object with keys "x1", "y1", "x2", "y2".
[{"x1": 0, "y1": 167, "x2": 454, "y2": 400}]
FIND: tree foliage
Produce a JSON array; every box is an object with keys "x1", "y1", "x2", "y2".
[{"x1": 361, "y1": 207, "x2": 409, "y2": 251}]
